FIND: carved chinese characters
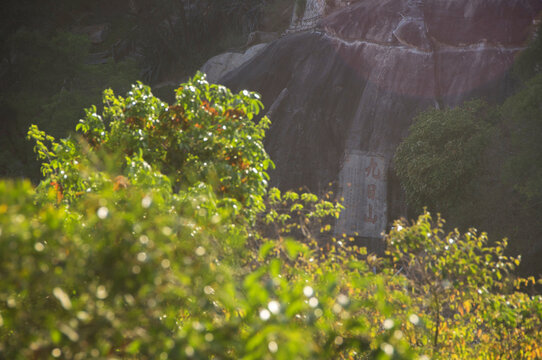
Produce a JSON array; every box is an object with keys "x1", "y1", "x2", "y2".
[{"x1": 335, "y1": 151, "x2": 387, "y2": 238}]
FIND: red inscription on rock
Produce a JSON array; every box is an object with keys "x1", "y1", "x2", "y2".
[
  {"x1": 364, "y1": 204, "x2": 377, "y2": 224},
  {"x1": 365, "y1": 158, "x2": 382, "y2": 180}
]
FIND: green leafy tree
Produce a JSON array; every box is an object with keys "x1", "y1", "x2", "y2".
[
  {"x1": 501, "y1": 73, "x2": 542, "y2": 204},
  {"x1": 394, "y1": 100, "x2": 494, "y2": 212},
  {"x1": 29, "y1": 72, "x2": 272, "y2": 220}
]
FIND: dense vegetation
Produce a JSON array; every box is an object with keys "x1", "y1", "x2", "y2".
[
  {"x1": 394, "y1": 25, "x2": 542, "y2": 275},
  {"x1": 1, "y1": 74, "x2": 541, "y2": 359},
  {"x1": 0, "y1": 0, "x2": 291, "y2": 181}
]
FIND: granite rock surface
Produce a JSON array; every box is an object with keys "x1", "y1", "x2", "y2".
[{"x1": 218, "y1": 0, "x2": 542, "y2": 247}]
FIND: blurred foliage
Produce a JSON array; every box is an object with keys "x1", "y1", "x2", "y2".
[{"x1": 2, "y1": 76, "x2": 541, "y2": 359}]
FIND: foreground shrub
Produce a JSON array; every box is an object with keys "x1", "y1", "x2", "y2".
[
  {"x1": 0, "y1": 177, "x2": 416, "y2": 359},
  {"x1": 386, "y1": 212, "x2": 542, "y2": 359}
]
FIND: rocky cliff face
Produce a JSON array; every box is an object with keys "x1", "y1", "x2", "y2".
[{"x1": 218, "y1": 0, "x2": 542, "y2": 243}]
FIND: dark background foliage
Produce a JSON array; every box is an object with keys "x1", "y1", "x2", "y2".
[{"x1": 0, "y1": 0, "x2": 291, "y2": 181}]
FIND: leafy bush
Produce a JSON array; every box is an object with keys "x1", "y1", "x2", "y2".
[
  {"x1": 29, "y1": 72, "x2": 272, "y2": 220},
  {"x1": 394, "y1": 100, "x2": 494, "y2": 212},
  {"x1": 386, "y1": 212, "x2": 542, "y2": 359},
  {"x1": 501, "y1": 73, "x2": 542, "y2": 203},
  {"x1": 0, "y1": 176, "x2": 420, "y2": 359}
]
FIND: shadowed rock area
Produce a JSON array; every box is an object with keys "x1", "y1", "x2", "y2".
[{"x1": 219, "y1": 0, "x2": 542, "y2": 242}]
